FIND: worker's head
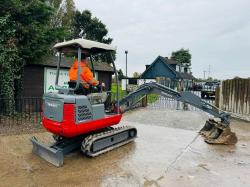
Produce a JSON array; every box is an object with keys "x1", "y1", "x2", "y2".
[{"x1": 81, "y1": 53, "x2": 87, "y2": 60}]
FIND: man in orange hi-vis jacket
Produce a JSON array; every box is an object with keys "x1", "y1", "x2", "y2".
[{"x1": 69, "y1": 57, "x2": 99, "y2": 89}]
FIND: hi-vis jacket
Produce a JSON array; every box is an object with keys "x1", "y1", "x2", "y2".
[{"x1": 69, "y1": 59, "x2": 98, "y2": 87}]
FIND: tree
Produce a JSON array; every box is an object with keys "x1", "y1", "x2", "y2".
[
  {"x1": 72, "y1": 10, "x2": 115, "y2": 63},
  {"x1": 49, "y1": 0, "x2": 75, "y2": 32},
  {"x1": 0, "y1": 15, "x2": 20, "y2": 113},
  {"x1": 207, "y1": 77, "x2": 219, "y2": 82},
  {"x1": 171, "y1": 48, "x2": 191, "y2": 66},
  {"x1": 0, "y1": 0, "x2": 114, "y2": 113},
  {"x1": 118, "y1": 69, "x2": 124, "y2": 81},
  {"x1": 0, "y1": 0, "x2": 68, "y2": 112},
  {"x1": 61, "y1": 0, "x2": 75, "y2": 28},
  {"x1": 133, "y1": 72, "x2": 141, "y2": 78}
]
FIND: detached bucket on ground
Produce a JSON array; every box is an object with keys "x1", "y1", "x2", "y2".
[{"x1": 199, "y1": 119, "x2": 238, "y2": 145}]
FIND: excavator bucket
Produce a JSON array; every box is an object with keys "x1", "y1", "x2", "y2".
[{"x1": 199, "y1": 119, "x2": 238, "y2": 145}]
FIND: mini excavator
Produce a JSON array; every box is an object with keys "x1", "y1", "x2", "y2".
[{"x1": 31, "y1": 38, "x2": 237, "y2": 167}]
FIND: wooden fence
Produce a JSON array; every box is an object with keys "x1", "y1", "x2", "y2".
[{"x1": 219, "y1": 78, "x2": 250, "y2": 115}]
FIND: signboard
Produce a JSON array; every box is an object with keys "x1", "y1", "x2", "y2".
[
  {"x1": 121, "y1": 78, "x2": 156, "y2": 91},
  {"x1": 138, "y1": 79, "x2": 156, "y2": 86},
  {"x1": 121, "y1": 79, "x2": 127, "y2": 90},
  {"x1": 44, "y1": 68, "x2": 69, "y2": 93}
]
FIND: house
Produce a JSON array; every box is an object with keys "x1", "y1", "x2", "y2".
[
  {"x1": 140, "y1": 56, "x2": 195, "y2": 90},
  {"x1": 22, "y1": 56, "x2": 114, "y2": 98}
]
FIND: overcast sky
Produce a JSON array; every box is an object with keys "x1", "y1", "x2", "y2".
[{"x1": 74, "y1": 0, "x2": 250, "y2": 79}]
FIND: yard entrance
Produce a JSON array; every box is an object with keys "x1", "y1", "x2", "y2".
[{"x1": 147, "y1": 92, "x2": 214, "y2": 111}]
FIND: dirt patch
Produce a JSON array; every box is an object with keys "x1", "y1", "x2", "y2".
[
  {"x1": 0, "y1": 122, "x2": 44, "y2": 136},
  {"x1": 0, "y1": 115, "x2": 43, "y2": 135},
  {"x1": 0, "y1": 132, "x2": 134, "y2": 187}
]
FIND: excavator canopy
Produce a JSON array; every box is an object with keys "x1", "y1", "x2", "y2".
[{"x1": 53, "y1": 38, "x2": 117, "y2": 54}]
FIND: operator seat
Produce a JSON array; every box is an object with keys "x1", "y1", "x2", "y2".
[
  {"x1": 68, "y1": 81, "x2": 108, "y2": 104},
  {"x1": 68, "y1": 81, "x2": 90, "y2": 95},
  {"x1": 68, "y1": 81, "x2": 103, "y2": 95}
]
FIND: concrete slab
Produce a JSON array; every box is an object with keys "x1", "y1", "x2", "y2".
[{"x1": 0, "y1": 108, "x2": 249, "y2": 187}]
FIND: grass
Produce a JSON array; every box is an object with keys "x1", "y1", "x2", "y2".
[
  {"x1": 147, "y1": 94, "x2": 159, "y2": 104},
  {"x1": 111, "y1": 83, "x2": 159, "y2": 104},
  {"x1": 111, "y1": 83, "x2": 126, "y2": 101}
]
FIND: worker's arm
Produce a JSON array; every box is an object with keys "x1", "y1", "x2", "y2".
[{"x1": 81, "y1": 67, "x2": 99, "y2": 86}]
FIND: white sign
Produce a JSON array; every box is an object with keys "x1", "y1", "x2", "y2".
[
  {"x1": 44, "y1": 68, "x2": 69, "y2": 93},
  {"x1": 121, "y1": 78, "x2": 156, "y2": 91},
  {"x1": 121, "y1": 79, "x2": 127, "y2": 90},
  {"x1": 138, "y1": 79, "x2": 156, "y2": 86}
]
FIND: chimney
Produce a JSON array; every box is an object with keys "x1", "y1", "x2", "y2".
[{"x1": 145, "y1": 65, "x2": 150, "y2": 70}]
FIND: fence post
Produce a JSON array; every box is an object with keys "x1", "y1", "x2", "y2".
[
  {"x1": 142, "y1": 95, "x2": 148, "y2": 107},
  {"x1": 219, "y1": 81, "x2": 224, "y2": 111},
  {"x1": 0, "y1": 98, "x2": 2, "y2": 124},
  {"x1": 215, "y1": 86, "x2": 220, "y2": 108},
  {"x1": 181, "y1": 80, "x2": 189, "y2": 111}
]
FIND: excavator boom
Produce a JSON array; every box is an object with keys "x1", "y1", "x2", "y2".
[{"x1": 118, "y1": 82, "x2": 237, "y2": 145}]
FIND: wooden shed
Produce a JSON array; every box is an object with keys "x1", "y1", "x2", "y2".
[{"x1": 22, "y1": 56, "x2": 114, "y2": 98}]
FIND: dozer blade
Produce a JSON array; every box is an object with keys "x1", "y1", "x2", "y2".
[
  {"x1": 31, "y1": 136, "x2": 64, "y2": 167},
  {"x1": 199, "y1": 119, "x2": 238, "y2": 145}
]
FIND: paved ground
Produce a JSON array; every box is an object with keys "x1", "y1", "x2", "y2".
[{"x1": 0, "y1": 108, "x2": 250, "y2": 187}]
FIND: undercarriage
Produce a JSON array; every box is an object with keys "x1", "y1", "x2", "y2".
[{"x1": 32, "y1": 126, "x2": 137, "y2": 167}]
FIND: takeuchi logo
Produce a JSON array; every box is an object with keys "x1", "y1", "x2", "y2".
[{"x1": 47, "y1": 102, "x2": 58, "y2": 108}]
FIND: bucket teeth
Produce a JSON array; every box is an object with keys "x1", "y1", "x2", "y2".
[
  {"x1": 199, "y1": 119, "x2": 215, "y2": 136},
  {"x1": 199, "y1": 119, "x2": 238, "y2": 145}
]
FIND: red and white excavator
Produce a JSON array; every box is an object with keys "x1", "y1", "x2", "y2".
[{"x1": 31, "y1": 38, "x2": 237, "y2": 167}]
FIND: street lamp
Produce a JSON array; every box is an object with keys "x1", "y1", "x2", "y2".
[
  {"x1": 125, "y1": 50, "x2": 128, "y2": 93},
  {"x1": 203, "y1": 70, "x2": 206, "y2": 80}
]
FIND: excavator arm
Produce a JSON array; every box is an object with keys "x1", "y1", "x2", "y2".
[{"x1": 118, "y1": 82, "x2": 237, "y2": 145}]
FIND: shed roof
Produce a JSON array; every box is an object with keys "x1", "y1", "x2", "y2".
[{"x1": 31, "y1": 56, "x2": 114, "y2": 72}]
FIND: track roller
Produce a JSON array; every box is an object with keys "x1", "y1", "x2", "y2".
[{"x1": 81, "y1": 126, "x2": 137, "y2": 157}]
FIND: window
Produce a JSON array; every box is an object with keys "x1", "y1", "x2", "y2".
[
  {"x1": 94, "y1": 72, "x2": 98, "y2": 79},
  {"x1": 184, "y1": 67, "x2": 187, "y2": 73},
  {"x1": 181, "y1": 66, "x2": 184, "y2": 73},
  {"x1": 176, "y1": 65, "x2": 179, "y2": 72},
  {"x1": 128, "y1": 79, "x2": 138, "y2": 85}
]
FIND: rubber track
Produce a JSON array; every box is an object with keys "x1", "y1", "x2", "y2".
[{"x1": 81, "y1": 126, "x2": 137, "y2": 157}]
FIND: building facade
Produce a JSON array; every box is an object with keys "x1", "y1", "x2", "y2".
[{"x1": 141, "y1": 56, "x2": 195, "y2": 90}]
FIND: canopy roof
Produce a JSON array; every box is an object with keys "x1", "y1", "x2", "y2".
[{"x1": 53, "y1": 38, "x2": 116, "y2": 54}]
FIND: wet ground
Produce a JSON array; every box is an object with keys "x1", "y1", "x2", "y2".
[{"x1": 0, "y1": 108, "x2": 250, "y2": 187}]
